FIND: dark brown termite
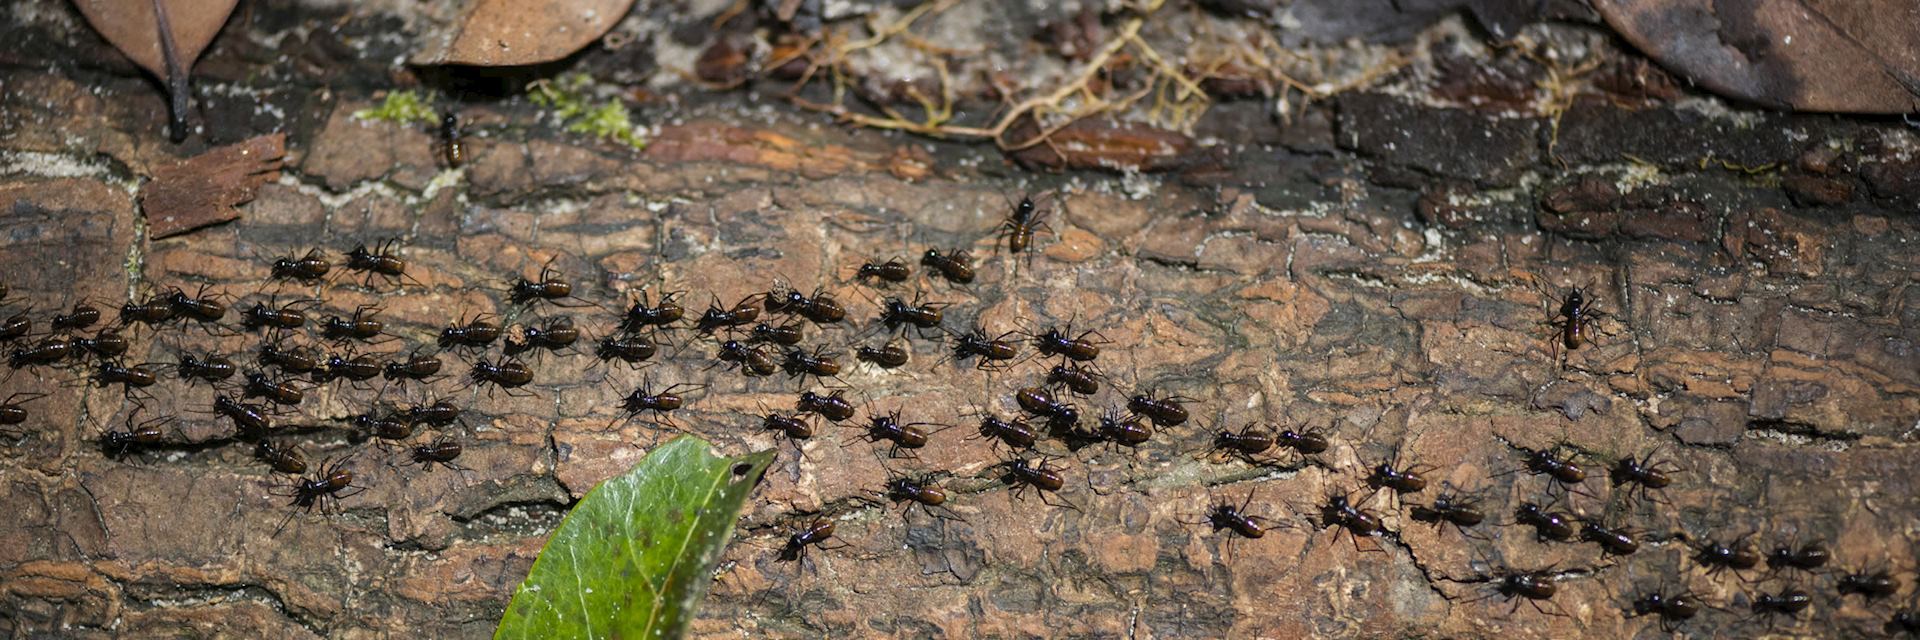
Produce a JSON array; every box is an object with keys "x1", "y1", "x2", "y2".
[
  {"x1": 876, "y1": 294, "x2": 945, "y2": 335},
  {"x1": 469, "y1": 359, "x2": 535, "y2": 396},
  {"x1": 438, "y1": 113, "x2": 465, "y2": 168},
  {"x1": 619, "y1": 289, "x2": 684, "y2": 333},
  {"x1": 1180, "y1": 487, "x2": 1271, "y2": 549},
  {"x1": 762, "y1": 411, "x2": 814, "y2": 442},
  {"x1": 274, "y1": 457, "x2": 363, "y2": 535},
  {"x1": 780, "y1": 345, "x2": 841, "y2": 387},
  {"x1": 856, "y1": 341, "x2": 909, "y2": 369},
  {"x1": 855, "y1": 258, "x2": 910, "y2": 285},
  {"x1": 777, "y1": 518, "x2": 846, "y2": 563},
  {"x1": 1837, "y1": 568, "x2": 1902, "y2": 601},
  {"x1": 1514, "y1": 501, "x2": 1576, "y2": 543},
  {"x1": 72, "y1": 329, "x2": 128, "y2": 360},
  {"x1": 1, "y1": 311, "x2": 33, "y2": 342},
  {"x1": 1014, "y1": 386, "x2": 1081, "y2": 433},
  {"x1": 921, "y1": 248, "x2": 974, "y2": 284},
  {"x1": 315, "y1": 352, "x2": 383, "y2": 385},
  {"x1": 947, "y1": 326, "x2": 1019, "y2": 370},
  {"x1": 713, "y1": 340, "x2": 777, "y2": 377},
  {"x1": 404, "y1": 400, "x2": 462, "y2": 428},
  {"x1": 503, "y1": 316, "x2": 581, "y2": 357},
  {"x1": 1747, "y1": 588, "x2": 1811, "y2": 628},
  {"x1": 1095, "y1": 408, "x2": 1153, "y2": 449},
  {"x1": 856, "y1": 409, "x2": 946, "y2": 458},
  {"x1": 1692, "y1": 534, "x2": 1761, "y2": 577},
  {"x1": 1409, "y1": 489, "x2": 1488, "y2": 539},
  {"x1": 382, "y1": 349, "x2": 442, "y2": 382},
  {"x1": 320, "y1": 305, "x2": 385, "y2": 343},
  {"x1": 1467, "y1": 570, "x2": 1567, "y2": 617},
  {"x1": 1364, "y1": 447, "x2": 1432, "y2": 495},
  {"x1": 354, "y1": 411, "x2": 413, "y2": 442},
  {"x1": 102, "y1": 414, "x2": 167, "y2": 456},
  {"x1": 117, "y1": 296, "x2": 176, "y2": 328},
  {"x1": 749, "y1": 321, "x2": 804, "y2": 346},
  {"x1": 439, "y1": 314, "x2": 502, "y2": 350},
  {"x1": 270, "y1": 248, "x2": 331, "y2": 283},
  {"x1": 1046, "y1": 362, "x2": 1101, "y2": 396},
  {"x1": 243, "y1": 372, "x2": 305, "y2": 406},
  {"x1": 258, "y1": 342, "x2": 320, "y2": 375},
  {"x1": 1542, "y1": 283, "x2": 1605, "y2": 365},
  {"x1": 1627, "y1": 587, "x2": 1706, "y2": 633},
  {"x1": 883, "y1": 471, "x2": 959, "y2": 521},
  {"x1": 796, "y1": 390, "x2": 856, "y2": 422},
  {"x1": 763, "y1": 282, "x2": 844, "y2": 324},
  {"x1": 969, "y1": 412, "x2": 1038, "y2": 452},
  {"x1": 695, "y1": 295, "x2": 761, "y2": 333},
  {"x1": 241, "y1": 297, "x2": 317, "y2": 332},
  {"x1": 163, "y1": 284, "x2": 230, "y2": 327},
  {"x1": 1493, "y1": 445, "x2": 1592, "y2": 498},
  {"x1": 1317, "y1": 491, "x2": 1387, "y2": 553},
  {"x1": 1610, "y1": 450, "x2": 1678, "y2": 505},
  {"x1": 405, "y1": 437, "x2": 467, "y2": 472},
  {"x1": 51, "y1": 302, "x2": 102, "y2": 333},
  {"x1": 1578, "y1": 519, "x2": 1641, "y2": 557},
  {"x1": 999, "y1": 193, "x2": 1053, "y2": 258},
  {"x1": 93, "y1": 361, "x2": 159, "y2": 397},
  {"x1": 8, "y1": 337, "x2": 75, "y2": 369},
  {"x1": 344, "y1": 239, "x2": 418, "y2": 288},
  {"x1": 255, "y1": 441, "x2": 308, "y2": 474},
  {"x1": 1126, "y1": 391, "x2": 1192, "y2": 428},
  {"x1": 509, "y1": 260, "x2": 597, "y2": 308},
  {"x1": 615, "y1": 380, "x2": 703, "y2": 428},
  {"x1": 212, "y1": 395, "x2": 272, "y2": 437},
  {"x1": 1030, "y1": 324, "x2": 1103, "y2": 363},
  {"x1": 594, "y1": 333, "x2": 657, "y2": 369},
  {"x1": 1764, "y1": 539, "x2": 1830, "y2": 573},
  {"x1": 1000, "y1": 456, "x2": 1076, "y2": 510},
  {"x1": 0, "y1": 392, "x2": 47, "y2": 428}
]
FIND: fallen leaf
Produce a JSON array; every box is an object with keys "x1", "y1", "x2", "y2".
[
  {"x1": 139, "y1": 133, "x2": 285, "y2": 239},
  {"x1": 73, "y1": 0, "x2": 238, "y2": 141},
  {"x1": 1593, "y1": 0, "x2": 1920, "y2": 113},
  {"x1": 412, "y1": 0, "x2": 637, "y2": 67}
]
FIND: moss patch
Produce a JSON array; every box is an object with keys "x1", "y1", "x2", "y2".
[
  {"x1": 528, "y1": 74, "x2": 647, "y2": 150},
  {"x1": 351, "y1": 91, "x2": 437, "y2": 125}
]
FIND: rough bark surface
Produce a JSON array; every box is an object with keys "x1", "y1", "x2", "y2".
[{"x1": 1, "y1": 1, "x2": 1917, "y2": 639}]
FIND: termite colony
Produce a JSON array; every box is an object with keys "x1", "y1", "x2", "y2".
[{"x1": 1, "y1": 183, "x2": 1909, "y2": 636}]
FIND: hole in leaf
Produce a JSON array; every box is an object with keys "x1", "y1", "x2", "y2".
[{"x1": 731, "y1": 462, "x2": 752, "y2": 479}]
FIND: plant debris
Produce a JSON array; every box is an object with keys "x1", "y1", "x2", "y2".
[
  {"x1": 528, "y1": 74, "x2": 647, "y2": 149},
  {"x1": 352, "y1": 91, "x2": 438, "y2": 125}
]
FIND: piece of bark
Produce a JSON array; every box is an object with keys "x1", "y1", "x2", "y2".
[
  {"x1": 139, "y1": 133, "x2": 285, "y2": 238},
  {"x1": 411, "y1": 0, "x2": 637, "y2": 67}
]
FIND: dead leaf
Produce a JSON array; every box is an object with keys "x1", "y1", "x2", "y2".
[
  {"x1": 1593, "y1": 0, "x2": 1920, "y2": 113},
  {"x1": 73, "y1": 0, "x2": 238, "y2": 142},
  {"x1": 139, "y1": 133, "x2": 285, "y2": 239},
  {"x1": 412, "y1": 0, "x2": 637, "y2": 67}
]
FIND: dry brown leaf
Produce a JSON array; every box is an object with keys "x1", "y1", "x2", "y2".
[
  {"x1": 412, "y1": 0, "x2": 636, "y2": 67},
  {"x1": 1594, "y1": 0, "x2": 1920, "y2": 113},
  {"x1": 140, "y1": 133, "x2": 285, "y2": 239},
  {"x1": 73, "y1": 0, "x2": 238, "y2": 141}
]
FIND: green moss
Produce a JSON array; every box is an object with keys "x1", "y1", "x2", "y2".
[
  {"x1": 352, "y1": 91, "x2": 437, "y2": 125},
  {"x1": 529, "y1": 74, "x2": 647, "y2": 149}
]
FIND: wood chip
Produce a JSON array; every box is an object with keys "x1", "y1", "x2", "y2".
[{"x1": 139, "y1": 133, "x2": 285, "y2": 239}]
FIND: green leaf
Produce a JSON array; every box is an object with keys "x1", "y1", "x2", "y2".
[{"x1": 495, "y1": 436, "x2": 774, "y2": 640}]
